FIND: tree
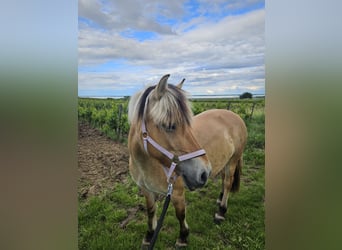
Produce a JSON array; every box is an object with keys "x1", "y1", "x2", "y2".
[{"x1": 240, "y1": 92, "x2": 253, "y2": 99}]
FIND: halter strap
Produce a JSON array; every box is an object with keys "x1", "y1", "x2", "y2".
[
  {"x1": 142, "y1": 121, "x2": 174, "y2": 160},
  {"x1": 141, "y1": 119, "x2": 206, "y2": 183},
  {"x1": 141, "y1": 92, "x2": 206, "y2": 184}
]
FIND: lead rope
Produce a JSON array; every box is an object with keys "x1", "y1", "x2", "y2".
[{"x1": 147, "y1": 183, "x2": 173, "y2": 250}]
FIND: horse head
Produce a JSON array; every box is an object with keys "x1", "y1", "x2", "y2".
[{"x1": 130, "y1": 74, "x2": 211, "y2": 190}]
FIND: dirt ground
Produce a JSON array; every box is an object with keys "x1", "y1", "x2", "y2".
[{"x1": 78, "y1": 121, "x2": 129, "y2": 199}]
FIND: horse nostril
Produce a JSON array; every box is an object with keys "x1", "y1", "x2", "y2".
[{"x1": 200, "y1": 171, "x2": 208, "y2": 184}]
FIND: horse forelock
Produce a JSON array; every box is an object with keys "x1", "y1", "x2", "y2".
[
  {"x1": 129, "y1": 84, "x2": 192, "y2": 127},
  {"x1": 149, "y1": 84, "x2": 192, "y2": 127}
]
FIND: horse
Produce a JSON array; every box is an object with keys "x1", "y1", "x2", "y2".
[
  {"x1": 192, "y1": 109, "x2": 248, "y2": 222},
  {"x1": 128, "y1": 74, "x2": 247, "y2": 248}
]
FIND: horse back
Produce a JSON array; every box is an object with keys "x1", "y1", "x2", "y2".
[{"x1": 192, "y1": 109, "x2": 247, "y2": 177}]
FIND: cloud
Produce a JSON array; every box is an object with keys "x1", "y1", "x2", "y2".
[
  {"x1": 78, "y1": 0, "x2": 185, "y2": 34},
  {"x1": 79, "y1": 9, "x2": 264, "y2": 65},
  {"x1": 78, "y1": 1, "x2": 265, "y2": 96},
  {"x1": 183, "y1": 0, "x2": 264, "y2": 18}
]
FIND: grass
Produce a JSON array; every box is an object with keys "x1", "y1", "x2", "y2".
[{"x1": 79, "y1": 111, "x2": 265, "y2": 250}]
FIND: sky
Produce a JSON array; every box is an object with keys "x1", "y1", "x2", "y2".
[{"x1": 78, "y1": 0, "x2": 265, "y2": 97}]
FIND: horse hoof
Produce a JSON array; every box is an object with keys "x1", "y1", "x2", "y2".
[
  {"x1": 141, "y1": 244, "x2": 149, "y2": 250},
  {"x1": 175, "y1": 239, "x2": 188, "y2": 248},
  {"x1": 141, "y1": 239, "x2": 150, "y2": 249},
  {"x1": 214, "y1": 213, "x2": 225, "y2": 224}
]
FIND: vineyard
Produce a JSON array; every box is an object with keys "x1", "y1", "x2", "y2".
[{"x1": 78, "y1": 97, "x2": 264, "y2": 143}]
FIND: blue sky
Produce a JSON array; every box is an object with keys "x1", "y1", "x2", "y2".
[{"x1": 78, "y1": 0, "x2": 265, "y2": 97}]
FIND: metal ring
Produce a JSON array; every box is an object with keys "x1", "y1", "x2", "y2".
[{"x1": 172, "y1": 155, "x2": 179, "y2": 163}]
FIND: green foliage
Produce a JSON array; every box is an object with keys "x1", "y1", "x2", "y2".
[
  {"x1": 190, "y1": 98, "x2": 264, "y2": 120},
  {"x1": 78, "y1": 97, "x2": 264, "y2": 142},
  {"x1": 78, "y1": 98, "x2": 129, "y2": 142},
  {"x1": 240, "y1": 92, "x2": 253, "y2": 99}
]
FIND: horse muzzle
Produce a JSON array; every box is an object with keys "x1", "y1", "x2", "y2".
[{"x1": 179, "y1": 158, "x2": 211, "y2": 191}]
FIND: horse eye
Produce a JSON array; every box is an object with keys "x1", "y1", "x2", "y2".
[{"x1": 161, "y1": 123, "x2": 176, "y2": 132}]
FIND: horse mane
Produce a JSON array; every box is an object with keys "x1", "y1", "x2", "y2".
[
  {"x1": 128, "y1": 84, "x2": 193, "y2": 127},
  {"x1": 128, "y1": 86, "x2": 155, "y2": 124}
]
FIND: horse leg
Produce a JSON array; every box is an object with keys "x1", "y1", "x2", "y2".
[
  {"x1": 141, "y1": 187, "x2": 157, "y2": 247},
  {"x1": 216, "y1": 171, "x2": 225, "y2": 204},
  {"x1": 214, "y1": 158, "x2": 240, "y2": 223},
  {"x1": 171, "y1": 186, "x2": 189, "y2": 248},
  {"x1": 214, "y1": 163, "x2": 232, "y2": 223}
]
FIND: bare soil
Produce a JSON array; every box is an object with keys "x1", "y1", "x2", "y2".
[{"x1": 78, "y1": 121, "x2": 129, "y2": 199}]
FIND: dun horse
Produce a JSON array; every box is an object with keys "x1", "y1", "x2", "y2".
[{"x1": 128, "y1": 74, "x2": 247, "y2": 248}]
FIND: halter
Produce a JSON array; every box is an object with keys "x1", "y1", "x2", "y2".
[
  {"x1": 141, "y1": 88, "x2": 206, "y2": 250},
  {"x1": 141, "y1": 94, "x2": 206, "y2": 185}
]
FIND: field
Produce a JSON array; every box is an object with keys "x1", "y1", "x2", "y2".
[{"x1": 78, "y1": 97, "x2": 265, "y2": 249}]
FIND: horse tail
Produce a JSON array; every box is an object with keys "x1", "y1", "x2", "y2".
[{"x1": 231, "y1": 156, "x2": 243, "y2": 193}]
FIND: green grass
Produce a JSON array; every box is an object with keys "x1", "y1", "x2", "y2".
[{"x1": 79, "y1": 106, "x2": 265, "y2": 250}]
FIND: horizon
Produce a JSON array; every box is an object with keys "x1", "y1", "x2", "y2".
[{"x1": 78, "y1": 93, "x2": 265, "y2": 99}]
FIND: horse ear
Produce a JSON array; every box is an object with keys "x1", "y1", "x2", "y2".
[
  {"x1": 155, "y1": 74, "x2": 170, "y2": 98},
  {"x1": 176, "y1": 78, "x2": 185, "y2": 89}
]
